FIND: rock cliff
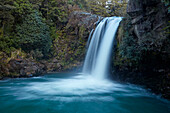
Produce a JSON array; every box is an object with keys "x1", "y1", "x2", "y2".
[
  {"x1": 0, "y1": 11, "x2": 101, "y2": 79},
  {"x1": 114, "y1": 0, "x2": 170, "y2": 99}
]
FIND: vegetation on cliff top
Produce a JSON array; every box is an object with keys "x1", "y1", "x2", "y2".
[
  {"x1": 115, "y1": 0, "x2": 170, "y2": 73},
  {"x1": 0, "y1": 0, "x2": 127, "y2": 77}
]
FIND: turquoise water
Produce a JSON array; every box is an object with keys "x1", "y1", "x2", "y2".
[{"x1": 0, "y1": 73, "x2": 169, "y2": 113}]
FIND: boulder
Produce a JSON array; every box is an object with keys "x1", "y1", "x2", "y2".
[
  {"x1": 131, "y1": 15, "x2": 143, "y2": 24},
  {"x1": 8, "y1": 59, "x2": 46, "y2": 77},
  {"x1": 127, "y1": 0, "x2": 168, "y2": 43},
  {"x1": 127, "y1": 0, "x2": 143, "y2": 17},
  {"x1": 67, "y1": 11, "x2": 102, "y2": 33},
  {"x1": 127, "y1": 0, "x2": 159, "y2": 17}
]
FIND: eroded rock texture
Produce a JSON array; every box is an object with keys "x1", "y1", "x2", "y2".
[{"x1": 114, "y1": 0, "x2": 170, "y2": 99}]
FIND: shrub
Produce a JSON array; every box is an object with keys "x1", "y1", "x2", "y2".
[
  {"x1": 16, "y1": 11, "x2": 52, "y2": 57},
  {"x1": 0, "y1": 35, "x2": 19, "y2": 55}
]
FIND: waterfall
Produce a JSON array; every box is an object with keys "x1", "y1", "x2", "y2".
[
  {"x1": 86, "y1": 29, "x2": 94, "y2": 48},
  {"x1": 83, "y1": 17, "x2": 122, "y2": 79}
]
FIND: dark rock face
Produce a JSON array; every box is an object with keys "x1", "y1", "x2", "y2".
[
  {"x1": 66, "y1": 11, "x2": 102, "y2": 41},
  {"x1": 112, "y1": 70, "x2": 170, "y2": 99},
  {"x1": 127, "y1": 0, "x2": 143, "y2": 17},
  {"x1": 127, "y1": 0, "x2": 160, "y2": 16},
  {"x1": 117, "y1": 0, "x2": 169, "y2": 70},
  {"x1": 127, "y1": 0, "x2": 168, "y2": 41},
  {"x1": 8, "y1": 59, "x2": 46, "y2": 77},
  {"x1": 115, "y1": 0, "x2": 170, "y2": 99},
  {"x1": 67, "y1": 11, "x2": 102, "y2": 30},
  {"x1": 0, "y1": 53, "x2": 10, "y2": 79}
]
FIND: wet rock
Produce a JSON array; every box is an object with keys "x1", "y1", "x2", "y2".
[
  {"x1": 127, "y1": 0, "x2": 168, "y2": 44},
  {"x1": 134, "y1": 24, "x2": 143, "y2": 39},
  {"x1": 127, "y1": 0, "x2": 159, "y2": 17},
  {"x1": 46, "y1": 63, "x2": 55, "y2": 72},
  {"x1": 131, "y1": 15, "x2": 143, "y2": 24},
  {"x1": 127, "y1": 0, "x2": 143, "y2": 17},
  {"x1": 8, "y1": 59, "x2": 46, "y2": 77},
  {"x1": 52, "y1": 59, "x2": 58, "y2": 63},
  {"x1": 67, "y1": 11, "x2": 102, "y2": 32},
  {"x1": 56, "y1": 63, "x2": 62, "y2": 71},
  {"x1": 142, "y1": 0, "x2": 159, "y2": 6},
  {"x1": 116, "y1": 0, "x2": 170, "y2": 100}
]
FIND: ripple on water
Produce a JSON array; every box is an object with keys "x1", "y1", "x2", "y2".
[{"x1": 0, "y1": 73, "x2": 169, "y2": 113}]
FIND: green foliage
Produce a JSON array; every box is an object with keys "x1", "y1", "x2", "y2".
[
  {"x1": 115, "y1": 15, "x2": 170, "y2": 71},
  {"x1": 74, "y1": 0, "x2": 88, "y2": 10},
  {"x1": 40, "y1": 0, "x2": 69, "y2": 24},
  {"x1": 115, "y1": 29, "x2": 141, "y2": 69},
  {"x1": 16, "y1": 11, "x2": 51, "y2": 57},
  {"x1": 108, "y1": 0, "x2": 127, "y2": 16},
  {"x1": 119, "y1": 32, "x2": 140, "y2": 62},
  {"x1": 163, "y1": 21, "x2": 170, "y2": 34},
  {"x1": 84, "y1": 0, "x2": 127, "y2": 17},
  {"x1": 13, "y1": 0, "x2": 34, "y2": 16},
  {"x1": 51, "y1": 25, "x2": 86, "y2": 68},
  {"x1": 0, "y1": 0, "x2": 15, "y2": 35},
  {"x1": 161, "y1": 0, "x2": 170, "y2": 13},
  {"x1": 85, "y1": 0, "x2": 109, "y2": 17},
  {"x1": 30, "y1": 49, "x2": 44, "y2": 59},
  {"x1": 50, "y1": 26, "x2": 59, "y2": 41},
  {"x1": 0, "y1": 35, "x2": 19, "y2": 55},
  {"x1": 0, "y1": 0, "x2": 129, "y2": 70}
]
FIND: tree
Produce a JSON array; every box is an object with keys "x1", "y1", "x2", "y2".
[
  {"x1": 0, "y1": 0, "x2": 15, "y2": 35},
  {"x1": 84, "y1": 0, "x2": 127, "y2": 17},
  {"x1": 16, "y1": 11, "x2": 52, "y2": 57},
  {"x1": 108, "y1": 0, "x2": 127, "y2": 16},
  {"x1": 85, "y1": 0, "x2": 110, "y2": 17},
  {"x1": 40, "y1": 0, "x2": 69, "y2": 25}
]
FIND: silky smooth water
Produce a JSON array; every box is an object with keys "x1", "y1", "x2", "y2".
[
  {"x1": 83, "y1": 17, "x2": 122, "y2": 79},
  {"x1": 0, "y1": 73, "x2": 169, "y2": 113},
  {"x1": 0, "y1": 17, "x2": 169, "y2": 113}
]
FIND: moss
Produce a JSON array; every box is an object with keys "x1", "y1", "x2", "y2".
[
  {"x1": 79, "y1": 25, "x2": 86, "y2": 38},
  {"x1": 115, "y1": 11, "x2": 170, "y2": 71},
  {"x1": 50, "y1": 22, "x2": 87, "y2": 70}
]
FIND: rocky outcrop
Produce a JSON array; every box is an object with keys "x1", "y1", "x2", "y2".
[
  {"x1": 116, "y1": 0, "x2": 169, "y2": 71},
  {"x1": 127, "y1": 0, "x2": 143, "y2": 17},
  {"x1": 8, "y1": 59, "x2": 46, "y2": 77},
  {"x1": 127, "y1": 0, "x2": 168, "y2": 43},
  {"x1": 0, "y1": 58, "x2": 46, "y2": 79},
  {"x1": 67, "y1": 11, "x2": 102, "y2": 30},
  {"x1": 52, "y1": 11, "x2": 102, "y2": 71},
  {"x1": 0, "y1": 57, "x2": 65, "y2": 79},
  {"x1": 127, "y1": 0, "x2": 160, "y2": 16},
  {"x1": 114, "y1": 0, "x2": 170, "y2": 99}
]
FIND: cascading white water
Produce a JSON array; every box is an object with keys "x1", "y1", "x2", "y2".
[
  {"x1": 86, "y1": 29, "x2": 94, "y2": 48},
  {"x1": 12, "y1": 17, "x2": 123, "y2": 99},
  {"x1": 83, "y1": 17, "x2": 122, "y2": 79}
]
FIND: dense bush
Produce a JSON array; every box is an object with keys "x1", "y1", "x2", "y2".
[
  {"x1": 84, "y1": 0, "x2": 127, "y2": 17},
  {"x1": 0, "y1": 35, "x2": 19, "y2": 54},
  {"x1": 115, "y1": 15, "x2": 170, "y2": 71},
  {"x1": 118, "y1": 31, "x2": 141, "y2": 67},
  {"x1": 16, "y1": 11, "x2": 51, "y2": 57}
]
